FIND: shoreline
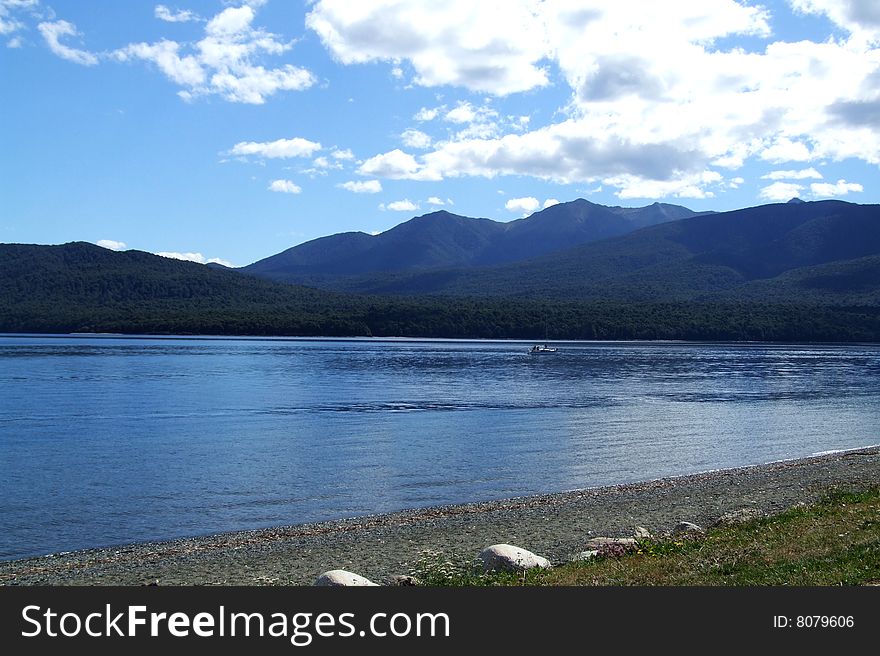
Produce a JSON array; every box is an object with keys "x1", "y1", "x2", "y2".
[
  {"x1": 2, "y1": 446, "x2": 879, "y2": 585},
  {"x1": 4, "y1": 333, "x2": 880, "y2": 346}
]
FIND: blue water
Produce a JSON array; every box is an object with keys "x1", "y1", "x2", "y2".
[{"x1": 1, "y1": 335, "x2": 879, "y2": 560}]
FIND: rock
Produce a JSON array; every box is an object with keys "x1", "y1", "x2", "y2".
[
  {"x1": 583, "y1": 537, "x2": 638, "y2": 550},
  {"x1": 672, "y1": 521, "x2": 705, "y2": 536},
  {"x1": 633, "y1": 526, "x2": 653, "y2": 540},
  {"x1": 711, "y1": 508, "x2": 764, "y2": 527},
  {"x1": 479, "y1": 544, "x2": 551, "y2": 573},
  {"x1": 387, "y1": 575, "x2": 420, "y2": 586},
  {"x1": 569, "y1": 550, "x2": 600, "y2": 562},
  {"x1": 314, "y1": 570, "x2": 378, "y2": 586}
]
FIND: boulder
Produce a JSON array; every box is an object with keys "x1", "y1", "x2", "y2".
[
  {"x1": 569, "y1": 550, "x2": 600, "y2": 562},
  {"x1": 314, "y1": 570, "x2": 378, "y2": 586},
  {"x1": 479, "y1": 544, "x2": 551, "y2": 573},
  {"x1": 672, "y1": 521, "x2": 705, "y2": 537}
]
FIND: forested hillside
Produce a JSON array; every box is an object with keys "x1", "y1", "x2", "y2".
[{"x1": 2, "y1": 241, "x2": 879, "y2": 341}]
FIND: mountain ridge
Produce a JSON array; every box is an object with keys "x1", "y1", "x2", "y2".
[
  {"x1": 278, "y1": 199, "x2": 880, "y2": 302},
  {"x1": 242, "y1": 198, "x2": 706, "y2": 286}
]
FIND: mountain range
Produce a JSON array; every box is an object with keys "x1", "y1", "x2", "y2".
[
  {"x1": 241, "y1": 197, "x2": 880, "y2": 304},
  {"x1": 2, "y1": 197, "x2": 879, "y2": 340},
  {"x1": 243, "y1": 199, "x2": 705, "y2": 288}
]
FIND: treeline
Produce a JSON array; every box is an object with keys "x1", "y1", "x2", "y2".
[{"x1": 3, "y1": 296, "x2": 880, "y2": 342}]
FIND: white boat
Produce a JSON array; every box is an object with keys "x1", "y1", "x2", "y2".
[{"x1": 529, "y1": 344, "x2": 557, "y2": 353}]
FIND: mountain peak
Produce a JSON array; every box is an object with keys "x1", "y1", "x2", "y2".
[
  {"x1": 787, "y1": 197, "x2": 806, "y2": 204},
  {"x1": 410, "y1": 209, "x2": 461, "y2": 222}
]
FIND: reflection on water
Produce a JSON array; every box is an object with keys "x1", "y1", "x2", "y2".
[{"x1": 1, "y1": 335, "x2": 879, "y2": 560}]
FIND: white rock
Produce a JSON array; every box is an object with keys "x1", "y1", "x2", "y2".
[
  {"x1": 672, "y1": 521, "x2": 705, "y2": 536},
  {"x1": 633, "y1": 526, "x2": 653, "y2": 540},
  {"x1": 479, "y1": 544, "x2": 551, "y2": 573},
  {"x1": 314, "y1": 569, "x2": 378, "y2": 586},
  {"x1": 570, "y1": 550, "x2": 600, "y2": 562}
]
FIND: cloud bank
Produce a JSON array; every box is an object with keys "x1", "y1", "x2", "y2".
[{"x1": 308, "y1": 0, "x2": 878, "y2": 199}]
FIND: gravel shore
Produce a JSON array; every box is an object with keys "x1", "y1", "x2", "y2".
[{"x1": 2, "y1": 446, "x2": 878, "y2": 586}]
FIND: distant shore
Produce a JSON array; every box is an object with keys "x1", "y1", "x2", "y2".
[{"x1": 2, "y1": 446, "x2": 879, "y2": 586}]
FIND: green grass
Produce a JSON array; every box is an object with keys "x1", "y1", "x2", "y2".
[{"x1": 411, "y1": 487, "x2": 880, "y2": 586}]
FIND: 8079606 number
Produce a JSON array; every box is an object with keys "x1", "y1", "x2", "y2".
[{"x1": 796, "y1": 616, "x2": 854, "y2": 628}]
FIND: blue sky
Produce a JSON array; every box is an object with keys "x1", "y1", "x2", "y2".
[{"x1": 1, "y1": 0, "x2": 878, "y2": 266}]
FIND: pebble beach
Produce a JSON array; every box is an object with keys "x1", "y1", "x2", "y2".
[{"x1": 2, "y1": 446, "x2": 878, "y2": 586}]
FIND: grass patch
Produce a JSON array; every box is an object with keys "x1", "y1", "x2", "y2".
[{"x1": 412, "y1": 486, "x2": 880, "y2": 586}]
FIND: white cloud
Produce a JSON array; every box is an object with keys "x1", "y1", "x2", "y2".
[
  {"x1": 358, "y1": 148, "x2": 440, "y2": 180},
  {"x1": 311, "y1": 155, "x2": 342, "y2": 171},
  {"x1": 39, "y1": 4, "x2": 314, "y2": 104},
  {"x1": 443, "y1": 101, "x2": 501, "y2": 139},
  {"x1": 759, "y1": 181, "x2": 804, "y2": 201},
  {"x1": 338, "y1": 179, "x2": 382, "y2": 193},
  {"x1": 605, "y1": 171, "x2": 723, "y2": 199},
  {"x1": 810, "y1": 179, "x2": 864, "y2": 197},
  {"x1": 761, "y1": 168, "x2": 824, "y2": 180},
  {"x1": 401, "y1": 128, "x2": 432, "y2": 149},
  {"x1": 154, "y1": 5, "x2": 200, "y2": 23},
  {"x1": 505, "y1": 196, "x2": 540, "y2": 213},
  {"x1": 205, "y1": 5, "x2": 256, "y2": 36},
  {"x1": 0, "y1": 0, "x2": 37, "y2": 39},
  {"x1": 115, "y1": 40, "x2": 205, "y2": 86},
  {"x1": 759, "y1": 138, "x2": 813, "y2": 164},
  {"x1": 115, "y1": 4, "x2": 315, "y2": 104},
  {"x1": 381, "y1": 199, "x2": 419, "y2": 211},
  {"x1": 416, "y1": 119, "x2": 708, "y2": 184},
  {"x1": 543, "y1": 198, "x2": 560, "y2": 209},
  {"x1": 268, "y1": 179, "x2": 302, "y2": 194},
  {"x1": 96, "y1": 239, "x2": 127, "y2": 251},
  {"x1": 229, "y1": 137, "x2": 322, "y2": 159},
  {"x1": 444, "y1": 102, "x2": 479, "y2": 124},
  {"x1": 426, "y1": 196, "x2": 446, "y2": 206},
  {"x1": 414, "y1": 106, "x2": 440, "y2": 121},
  {"x1": 156, "y1": 251, "x2": 207, "y2": 263},
  {"x1": 38, "y1": 20, "x2": 99, "y2": 66},
  {"x1": 0, "y1": 19, "x2": 19, "y2": 36},
  {"x1": 306, "y1": 0, "x2": 551, "y2": 95},
  {"x1": 201, "y1": 65, "x2": 314, "y2": 104},
  {"x1": 9, "y1": 0, "x2": 315, "y2": 105},
  {"x1": 0, "y1": 16, "x2": 19, "y2": 35},
  {"x1": 331, "y1": 148, "x2": 355, "y2": 160}
]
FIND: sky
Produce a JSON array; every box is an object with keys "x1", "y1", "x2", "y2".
[{"x1": 1, "y1": 0, "x2": 878, "y2": 267}]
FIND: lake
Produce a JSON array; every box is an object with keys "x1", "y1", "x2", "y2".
[{"x1": 1, "y1": 335, "x2": 879, "y2": 560}]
